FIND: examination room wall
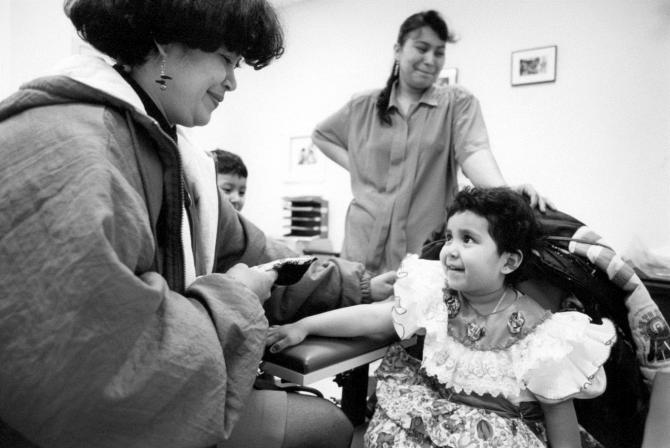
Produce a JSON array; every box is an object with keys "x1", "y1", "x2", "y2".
[{"x1": 2, "y1": 0, "x2": 669, "y2": 258}]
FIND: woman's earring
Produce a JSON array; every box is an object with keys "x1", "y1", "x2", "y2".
[
  {"x1": 155, "y1": 56, "x2": 172, "y2": 91},
  {"x1": 393, "y1": 61, "x2": 399, "y2": 78}
]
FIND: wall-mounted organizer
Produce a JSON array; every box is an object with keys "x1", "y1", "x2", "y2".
[{"x1": 282, "y1": 196, "x2": 328, "y2": 238}]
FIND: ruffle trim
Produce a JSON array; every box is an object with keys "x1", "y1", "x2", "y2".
[{"x1": 423, "y1": 312, "x2": 616, "y2": 401}]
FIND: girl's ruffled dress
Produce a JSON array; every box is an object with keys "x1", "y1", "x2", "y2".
[{"x1": 364, "y1": 255, "x2": 616, "y2": 448}]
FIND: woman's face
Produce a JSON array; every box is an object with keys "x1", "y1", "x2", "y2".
[
  {"x1": 155, "y1": 44, "x2": 241, "y2": 127},
  {"x1": 394, "y1": 26, "x2": 446, "y2": 93}
]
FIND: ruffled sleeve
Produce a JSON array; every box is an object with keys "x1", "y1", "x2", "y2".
[
  {"x1": 512, "y1": 312, "x2": 617, "y2": 403},
  {"x1": 391, "y1": 254, "x2": 446, "y2": 340}
]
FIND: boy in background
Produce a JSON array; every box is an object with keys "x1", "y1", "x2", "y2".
[{"x1": 210, "y1": 149, "x2": 247, "y2": 212}]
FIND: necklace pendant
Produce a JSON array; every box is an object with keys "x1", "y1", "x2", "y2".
[
  {"x1": 466, "y1": 321, "x2": 486, "y2": 342},
  {"x1": 507, "y1": 311, "x2": 526, "y2": 334},
  {"x1": 443, "y1": 291, "x2": 461, "y2": 318}
]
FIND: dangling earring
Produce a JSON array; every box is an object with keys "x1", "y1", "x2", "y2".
[
  {"x1": 155, "y1": 55, "x2": 172, "y2": 91},
  {"x1": 154, "y1": 41, "x2": 172, "y2": 91},
  {"x1": 393, "y1": 61, "x2": 399, "y2": 78}
]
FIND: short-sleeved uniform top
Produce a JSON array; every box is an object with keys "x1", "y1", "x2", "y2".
[{"x1": 313, "y1": 83, "x2": 490, "y2": 274}]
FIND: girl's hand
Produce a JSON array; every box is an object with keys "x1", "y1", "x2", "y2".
[
  {"x1": 226, "y1": 263, "x2": 277, "y2": 303},
  {"x1": 512, "y1": 183, "x2": 555, "y2": 212},
  {"x1": 370, "y1": 271, "x2": 397, "y2": 301},
  {"x1": 266, "y1": 322, "x2": 308, "y2": 353}
]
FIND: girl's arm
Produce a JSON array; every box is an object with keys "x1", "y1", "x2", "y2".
[
  {"x1": 266, "y1": 300, "x2": 395, "y2": 353},
  {"x1": 540, "y1": 399, "x2": 581, "y2": 448}
]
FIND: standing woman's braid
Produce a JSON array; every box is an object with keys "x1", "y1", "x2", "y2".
[{"x1": 375, "y1": 61, "x2": 399, "y2": 126}]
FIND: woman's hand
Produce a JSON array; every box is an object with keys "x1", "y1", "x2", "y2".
[
  {"x1": 226, "y1": 263, "x2": 277, "y2": 303},
  {"x1": 512, "y1": 183, "x2": 555, "y2": 212},
  {"x1": 266, "y1": 322, "x2": 308, "y2": 353},
  {"x1": 370, "y1": 271, "x2": 397, "y2": 302},
  {"x1": 311, "y1": 137, "x2": 350, "y2": 171}
]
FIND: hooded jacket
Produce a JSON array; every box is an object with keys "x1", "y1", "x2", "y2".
[{"x1": 0, "y1": 56, "x2": 368, "y2": 448}]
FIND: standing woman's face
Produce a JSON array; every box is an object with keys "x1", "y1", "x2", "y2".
[
  {"x1": 394, "y1": 26, "x2": 446, "y2": 93},
  {"x1": 154, "y1": 43, "x2": 242, "y2": 127}
]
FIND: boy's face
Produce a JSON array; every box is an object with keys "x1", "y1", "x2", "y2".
[
  {"x1": 217, "y1": 173, "x2": 247, "y2": 212},
  {"x1": 439, "y1": 211, "x2": 510, "y2": 296}
]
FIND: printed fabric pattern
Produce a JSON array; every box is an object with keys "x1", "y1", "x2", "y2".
[
  {"x1": 365, "y1": 255, "x2": 617, "y2": 447},
  {"x1": 365, "y1": 344, "x2": 547, "y2": 448}
]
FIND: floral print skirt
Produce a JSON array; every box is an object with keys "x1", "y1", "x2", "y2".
[{"x1": 364, "y1": 344, "x2": 547, "y2": 448}]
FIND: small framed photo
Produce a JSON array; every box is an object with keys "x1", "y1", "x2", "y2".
[
  {"x1": 436, "y1": 67, "x2": 459, "y2": 86},
  {"x1": 286, "y1": 136, "x2": 325, "y2": 183},
  {"x1": 511, "y1": 45, "x2": 557, "y2": 86}
]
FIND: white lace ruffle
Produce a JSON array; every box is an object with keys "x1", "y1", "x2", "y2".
[
  {"x1": 423, "y1": 312, "x2": 616, "y2": 402},
  {"x1": 391, "y1": 254, "x2": 617, "y2": 403},
  {"x1": 392, "y1": 254, "x2": 445, "y2": 340}
]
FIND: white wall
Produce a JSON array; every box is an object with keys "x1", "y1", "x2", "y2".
[
  {"x1": 4, "y1": 0, "x2": 669, "y2": 256},
  {"x1": 196, "y1": 0, "x2": 670, "y2": 255},
  {"x1": 0, "y1": 0, "x2": 76, "y2": 100}
]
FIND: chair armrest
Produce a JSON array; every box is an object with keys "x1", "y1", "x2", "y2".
[{"x1": 261, "y1": 334, "x2": 413, "y2": 386}]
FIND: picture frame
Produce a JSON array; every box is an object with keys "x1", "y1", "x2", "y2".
[
  {"x1": 511, "y1": 45, "x2": 557, "y2": 86},
  {"x1": 286, "y1": 136, "x2": 325, "y2": 183},
  {"x1": 436, "y1": 67, "x2": 459, "y2": 86}
]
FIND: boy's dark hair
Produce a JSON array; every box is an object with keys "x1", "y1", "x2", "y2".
[
  {"x1": 446, "y1": 187, "x2": 539, "y2": 283},
  {"x1": 210, "y1": 149, "x2": 248, "y2": 178},
  {"x1": 64, "y1": 0, "x2": 284, "y2": 69}
]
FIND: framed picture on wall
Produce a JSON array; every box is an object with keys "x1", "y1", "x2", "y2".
[
  {"x1": 286, "y1": 136, "x2": 325, "y2": 183},
  {"x1": 436, "y1": 67, "x2": 459, "y2": 86},
  {"x1": 511, "y1": 45, "x2": 557, "y2": 86}
]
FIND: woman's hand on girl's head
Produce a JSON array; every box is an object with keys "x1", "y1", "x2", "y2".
[
  {"x1": 513, "y1": 183, "x2": 555, "y2": 212},
  {"x1": 266, "y1": 322, "x2": 308, "y2": 353},
  {"x1": 370, "y1": 271, "x2": 398, "y2": 302}
]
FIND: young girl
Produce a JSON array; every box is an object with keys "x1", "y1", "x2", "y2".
[{"x1": 266, "y1": 187, "x2": 616, "y2": 448}]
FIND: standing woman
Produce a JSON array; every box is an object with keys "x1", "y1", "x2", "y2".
[
  {"x1": 0, "y1": 1, "x2": 355, "y2": 447},
  {"x1": 313, "y1": 10, "x2": 551, "y2": 275}
]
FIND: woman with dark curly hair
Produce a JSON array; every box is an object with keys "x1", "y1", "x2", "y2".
[{"x1": 0, "y1": 1, "x2": 359, "y2": 447}]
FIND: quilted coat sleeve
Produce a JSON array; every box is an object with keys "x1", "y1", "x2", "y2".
[
  {"x1": 212, "y1": 199, "x2": 369, "y2": 325},
  {"x1": 0, "y1": 105, "x2": 266, "y2": 448}
]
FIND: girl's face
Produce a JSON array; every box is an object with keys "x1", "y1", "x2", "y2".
[
  {"x1": 394, "y1": 26, "x2": 446, "y2": 94},
  {"x1": 439, "y1": 211, "x2": 510, "y2": 297},
  {"x1": 154, "y1": 44, "x2": 241, "y2": 127}
]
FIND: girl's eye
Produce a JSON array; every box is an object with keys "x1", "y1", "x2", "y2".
[
  {"x1": 444, "y1": 233, "x2": 453, "y2": 242},
  {"x1": 463, "y1": 235, "x2": 474, "y2": 243}
]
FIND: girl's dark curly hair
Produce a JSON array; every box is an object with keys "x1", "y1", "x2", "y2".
[
  {"x1": 64, "y1": 0, "x2": 284, "y2": 69},
  {"x1": 376, "y1": 10, "x2": 456, "y2": 126},
  {"x1": 446, "y1": 187, "x2": 540, "y2": 284}
]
